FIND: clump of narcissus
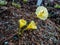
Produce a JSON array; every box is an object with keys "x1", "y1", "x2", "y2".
[
  {"x1": 35, "y1": 6, "x2": 48, "y2": 20},
  {"x1": 19, "y1": 19, "x2": 37, "y2": 30},
  {"x1": 19, "y1": 19, "x2": 27, "y2": 29},
  {"x1": 18, "y1": 19, "x2": 37, "y2": 35},
  {"x1": 26, "y1": 21, "x2": 37, "y2": 30}
]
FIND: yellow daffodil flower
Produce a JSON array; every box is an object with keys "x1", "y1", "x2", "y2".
[
  {"x1": 19, "y1": 19, "x2": 27, "y2": 28},
  {"x1": 26, "y1": 21, "x2": 37, "y2": 30},
  {"x1": 35, "y1": 6, "x2": 48, "y2": 20}
]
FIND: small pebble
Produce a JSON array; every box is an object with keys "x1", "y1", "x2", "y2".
[{"x1": 4, "y1": 41, "x2": 9, "y2": 45}]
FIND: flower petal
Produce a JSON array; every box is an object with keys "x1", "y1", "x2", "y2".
[
  {"x1": 35, "y1": 6, "x2": 48, "y2": 20},
  {"x1": 26, "y1": 21, "x2": 37, "y2": 30},
  {"x1": 19, "y1": 19, "x2": 27, "y2": 28}
]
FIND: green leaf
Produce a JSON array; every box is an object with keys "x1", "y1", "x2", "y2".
[
  {"x1": 12, "y1": 2, "x2": 21, "y2": 9},
  {"x1": 23, "y1": 0, "x2": 28, "y2": 3},
  {"x1": 0, "y1": 1, "x2": 7, "y2": 6},
  {"x1": 54, "y1": 4, "x2": 60, "y2": 8}
]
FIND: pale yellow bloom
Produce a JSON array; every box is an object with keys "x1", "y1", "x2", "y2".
[
  {"x1": 19, "y1": 19, "x2": 27, "y2": 28},
  {"x1": 35, "y1": 6, "x2": 48, "y2": 20},
  {"x1": 26, "y1": 21, "x2": 37, "y2": 30}
]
